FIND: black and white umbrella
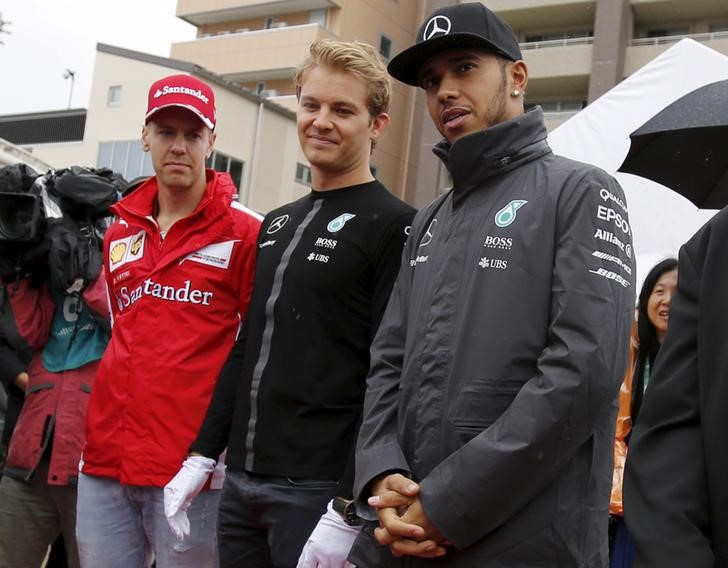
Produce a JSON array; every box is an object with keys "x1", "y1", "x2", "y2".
[{"x1": 619, "y1": 79, "x2": 728, "y2": 209}]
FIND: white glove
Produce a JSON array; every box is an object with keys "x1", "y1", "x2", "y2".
[
  {"x1": 297, "y1": 500, "x2": 361, "y2": 568},
  {"x1": 163, "y1": 455, "x2": 216, "y2": 540}
]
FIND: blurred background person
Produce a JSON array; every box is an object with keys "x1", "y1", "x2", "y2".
[
  {"x1": 0, "y1": 164, "x2": 119, "y2": 568},
  {"x1": 609, "y1": 258, "x2": 678, "y2": 567},
  {"x1": 624, "y1": 205, "x2": 728, "y2": 567}
]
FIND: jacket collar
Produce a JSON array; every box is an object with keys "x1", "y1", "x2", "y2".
[
  {"x1": 112, "y1": 169, "x2": 233, "y2": 230},
  {"x1": 433, "y1": 107, "x2": 552, "y2": 191},
  {"x1": 111, "y1": 170, "x2": 237, "y2": 268}
]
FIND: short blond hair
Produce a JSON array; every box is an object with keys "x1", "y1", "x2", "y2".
[{"x1": 294, "y1": 39, "x2": 391, "y2": 117}]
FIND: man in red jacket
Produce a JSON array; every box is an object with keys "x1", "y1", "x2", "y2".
[{"x1": 76, "y1": 74, "x2": 260, "y2": 568}]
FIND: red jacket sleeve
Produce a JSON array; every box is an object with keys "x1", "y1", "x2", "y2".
[
  {"x1": 82, "y1": 268, "x2": 111, "y2": 323},
  {"x1": 4, "y1": 279, "x2": 55, "y2": 351}
]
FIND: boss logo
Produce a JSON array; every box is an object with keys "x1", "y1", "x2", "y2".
[{"x1": 483, "y1": 235, "x2": 513, "y2": 250}]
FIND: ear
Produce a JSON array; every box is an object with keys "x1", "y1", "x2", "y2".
[
  {"x1": 206, "y1": 130, "x2": 217, "y2": 159},
  {"x1": 369, "y1": 112, "x2": 391, "y2": 142},
  {"x1": 509, "y1": 60, "x2": 528, "y2": 95},
  {"x1": 141, "y1": 125, "x2": 149, "y2": 151}
]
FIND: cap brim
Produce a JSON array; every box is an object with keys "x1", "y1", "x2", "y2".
[
  {"x1": 388, "y1": 33, "x2": 516, "y2": 86},
  {"x1": 145, "y1": 103, "x2": 215, "y2": 130}
]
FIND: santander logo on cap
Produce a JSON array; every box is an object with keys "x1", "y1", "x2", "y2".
[
  {"x1": 153, "y1": 85, "x2": 210, "y2": 104},
  {"x1": 145, "y1": 74, "x2": 216, "y2": 129}
]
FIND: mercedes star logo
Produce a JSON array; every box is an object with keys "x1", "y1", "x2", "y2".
[
  {"x1": 267, "y1": 214, "x2": 290, "y2": 234},
  {"x1": 423, "y1": 15, "x2": 452, "y2": 41}
]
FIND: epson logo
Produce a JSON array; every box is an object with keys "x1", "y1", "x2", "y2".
[{"x1": 484, "y1": 235, "x2": 513, "y2": 250}]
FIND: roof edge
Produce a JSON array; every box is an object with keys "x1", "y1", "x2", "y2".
[{"x1": 96, "y1": 43, "x2": 295, "y2": 119}]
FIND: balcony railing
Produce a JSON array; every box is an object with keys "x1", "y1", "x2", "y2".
[
  {"x1": 542, "y1": 110, "x2": 581, "y2": 120},
  {"x1": 520, "y1": 36, "x2": 594, "y2": 50},
  {"x1": 629, "y1": 30, "x2": 728, "y2": 46},
  {"x1": 177, "y1": 0, "x2": 339, "y2": 27},
  {"x1": 195, "y1": 22, "x2": 326, "y2": 40},
  {"x1": 171, "y1": 23, "x2": 336, "y2": 81}
]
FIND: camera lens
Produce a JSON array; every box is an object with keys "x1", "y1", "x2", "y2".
[{"x1": 0, "y1": 194, "x2": 40, "y2": 241}]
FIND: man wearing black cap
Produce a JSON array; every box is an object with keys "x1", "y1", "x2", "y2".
[{"x1": 351, "y1": 3, "x2": 635, "y2": 566}]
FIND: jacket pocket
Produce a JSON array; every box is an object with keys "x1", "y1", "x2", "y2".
[
  {"x1": 448, "y1": 377, "x2": 524, "y2": 430},
  {"x1": 26, "y1": 382, "x2": 55, "y2": 395}
]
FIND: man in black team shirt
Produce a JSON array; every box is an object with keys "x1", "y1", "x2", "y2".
[{"x1": 163, "y1": 39, "x2": 415, "y2": 568}]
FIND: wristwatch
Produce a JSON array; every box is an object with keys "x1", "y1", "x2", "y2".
[{"x1": 332, "y1": 496, "x2": 361, "y2": 526}]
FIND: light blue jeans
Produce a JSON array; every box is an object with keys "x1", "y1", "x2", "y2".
[{"x1": 76, "y1": 472, "x2": 219, "y2": 568}]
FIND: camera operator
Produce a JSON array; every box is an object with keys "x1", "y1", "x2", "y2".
[{"x1": 0, "y1": 164, "x2": 119, "y2": 568}]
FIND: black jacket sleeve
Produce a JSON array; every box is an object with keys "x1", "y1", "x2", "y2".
[
  {"x1": 189, "y1": 330, "x2": 246, "y2": 459},
  {"x1": 624, "y1": 232, "x2": 713, "y2": 568},
  {"x1": 0, "y1": 338, "x2": 26, "y2": 394},
  {"x1": 336, "y1": 209, "x2": 414, "y2": 499}
]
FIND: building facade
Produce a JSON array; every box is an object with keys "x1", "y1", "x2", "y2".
[
  {"x1": 3, "y1": 1, "x2": 727, "y2": 210},
  {"x1": 169, "y1": 0, "x2": 728, "y2": 206},
  {"x1": 1, "y1": 44, "x2": 311, "y2": 214}
]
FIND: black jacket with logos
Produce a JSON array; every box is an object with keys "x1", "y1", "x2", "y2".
[
  {"x1": 351, "y1": 108, "x2": 635, "y2": 567},
  {"x1": 192, "y1": 180, "x2": 414, "y2": 497},
  {"x1": 625, "y1": 205, "x2": 728, "y2": 568}
]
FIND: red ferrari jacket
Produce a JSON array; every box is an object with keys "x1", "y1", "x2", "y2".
[
  {"x1": 3, "y1": 276, "x2": 108, "y2": 485},
  {"x1": 82, "y1": 170, "x2": 260, "y2": 487}
]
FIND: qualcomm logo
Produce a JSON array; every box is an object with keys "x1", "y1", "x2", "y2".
[
  {"x1": 495, "y1": 200, "x2": 528, "y2": 228},
  {"x1": 423, "y1": 15, "x2": 451, "y2": 40},
  {"x1": 327, "y1": 213, "x2": 356, "y2": 233}
]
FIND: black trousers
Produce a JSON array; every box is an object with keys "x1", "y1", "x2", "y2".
[{"x1": 218, "y1": 469, "x2": 337, "y2": 568}]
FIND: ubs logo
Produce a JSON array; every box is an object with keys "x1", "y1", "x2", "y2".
[{"x1": 423, "y1": 15, "x2": 451, "y2": 40}]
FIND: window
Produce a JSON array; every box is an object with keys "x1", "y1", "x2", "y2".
[
  {"x1": 97, "y1": 140, "x2": 154, "y2": 181},
  {"x1": 309, "y1": 9, "x2": 326, "y2": 26},
  {"x1": 107, "y1": 85, "x2": 122, "y2": 107},
  {"x1": 379, "y1": 34, "x2": 392, "y2": 60},
  {"x1": 295, "y1": 163, "x2": 312, "y2": 186},
  {"x1": 526, "y1": 100, "x2": 586, "y2": 113},
  {"x1": 524, "y1": 30, "x2": 592, "y2": 42},
  {"x1": 265, "y1": 17, "x2": 275, "y2": 29},
  {"x1": 98, "y1": 141, "x2": 244, "y2": 188},
  {"x1": 205, "y1": 150, "x2": 245, "y2": 189},
  {"x1": 646, "y1": 27, "x2": 688, "y2": 38}
]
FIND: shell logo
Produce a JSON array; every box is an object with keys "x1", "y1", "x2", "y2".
[
  {"x1": 110, "y1": 242, "x2": 127, "y2": 265},
  {"x1": 130, "y1": 234, "x2": 143, "y2": 255}
]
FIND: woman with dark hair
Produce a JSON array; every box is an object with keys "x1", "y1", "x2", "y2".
[{"x1": 609, "y1": 257, "x2": 678, "y2": 567}]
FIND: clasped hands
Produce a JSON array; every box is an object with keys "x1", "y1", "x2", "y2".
[{"x1": 368, "y1": 473, "x2": 448, "y2": 559}]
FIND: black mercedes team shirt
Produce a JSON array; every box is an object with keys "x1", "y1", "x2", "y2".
[{"x1": 192, "y1": 180, "x2": 414, "y2": 496}]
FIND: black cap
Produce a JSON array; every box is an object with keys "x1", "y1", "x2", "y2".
[{"x1": 388, "y1": 2, "x2": 522, "y2": 86}]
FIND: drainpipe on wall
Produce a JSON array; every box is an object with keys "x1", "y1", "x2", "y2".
[{"x1": 244, "y1": 101, "x2": 265, "y2": 207}]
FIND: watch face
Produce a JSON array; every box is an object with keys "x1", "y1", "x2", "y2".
[{"x1": 337, "y1": 498, "x2": 361, "y2": 526}]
